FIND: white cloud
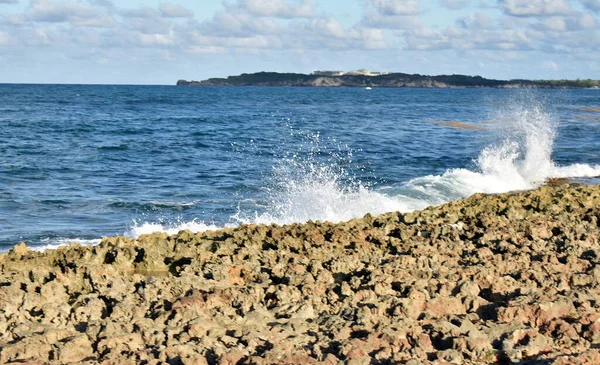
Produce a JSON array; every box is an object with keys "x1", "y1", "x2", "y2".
[
  {"x1": 404, "y1": 27, "x2": 451, "y2": 50},
  {"x1": 70, "y1": 15, "x2": 114, "y2": 27},
  {"x1": 0, "y1": 0, "x2": 599, "y2": 83},
  {"x1": 533, "y1": 12, "x2": 600, "y2": 32},
  {"x1": 540, "y1": 60, "x2": 558, "y2": 70},
  {"x1": 363, "y1": 0, "x2": 420, "y2": 16},
  {"x1": 28, "y1": 0, "x2": 115, "y2": 27},
  {"x1": 440, "y1": 0, "x2": 470, "y2": 9},
  {"x1": 138, "y1": 31, "x2": 175, "y2": 47},
  {"x1": 0, "y1": 31, "x2": 10, "y2": 44},
  {"x1": 21, "y1": 27, "x2": 52, "y2": 46},
  {"x1": 121, "y1": 7, "x2": 160, "y2": 19},
  {"x1": 285, "y1": 18, "x2": 388, "y2": 50},
  {"x1": 200, "y1": 9, "x2": 281, "y2": 37},
  {"x1": 127, "y1": 16, "x2": 173, "y2": 35},
  {"x1": 478, "y1": 0, "x2": 496, "y2": 7},
  {"x1": 457, "y1": 12, "x2": 496, "y2": 29},
  {"x1": 361, "y1": 13, "x2": 422, "y2": 29},
  {"x1": 29, "y1": 0, "x2": 92, "y2": 22},
  {"x1": 230, "y1": 0, "x2": 316, "y2": 18},
  {"x1": 538, "y1": 16, "x2": 567, "y2": 31},
  {"x1": 6, "y1": 14, "x2": 26, "y2": 25},
  {"x1": 88, "y1": 0, "x2": 114, "y2": 8},
  {"x1": 159, "y1": 3, "x2": 193, "y2": 18},
  {"x1": 308, "y1": 18, "x2": 347, "y2": 38},
  {"x1": 404, "y1": 25, "x2": 535, "y2": 52},
  {"x1": 579, "y1": 0, "x2": 600, "y2": 12},
  {"x1": 186, "y1": 31, "x2": 275, "y2": 50},
  {"x1": 358, "y1": 27, "x2": 387, "y2": 49},
  {"x1": 119, "y1": 6, "x2": 177, "y2": 34},
  {"x1": 360, "y1": 0, "x2": 421, "y2": 29},
  {"x1": 573, "y1": 12, "x2": 599, "y2": 29},
  {"x1": 500, "y1": 15, "x2": 529, "y2": 29},
  {"x1": 500, "y1": 0, "x2": 573, "y2": 17},
  {"x1": 185, "y1": 45, "x2": 228, "y2": 54}
]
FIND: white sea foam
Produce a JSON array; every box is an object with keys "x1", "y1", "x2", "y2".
[
  {"x1": 405, "y1": 95, "x2": 600, "y2": 206},
  {"x1": 32, "y1": 238, "x2": 102, "y2": 252},
  {"x1": 125, "y1": 220, "x2": 222, "y2": 237},
  {"x1": 127, "y1": 95, "x2": 600, "y2": 238},
  {"x1": 233, "y1": 161, "x2": 425, "y2": 226}
]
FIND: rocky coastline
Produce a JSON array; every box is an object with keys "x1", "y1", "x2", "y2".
[
  {"x1": 2, "y1": 183, "x2": 600, "y2": 364},
  {"x1": 177, "y1": 72, "x2": 600, "y2": 89}
]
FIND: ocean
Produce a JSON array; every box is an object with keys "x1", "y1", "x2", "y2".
[{"x1": 2, "y1": 84, "x2": 600, "y2": 251}]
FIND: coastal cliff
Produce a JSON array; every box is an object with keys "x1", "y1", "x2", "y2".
[
  {"x1": 177, "y1": 72, "x2": 600, "y2": 88},
  {"x1": 2, "y1": 183, "x2": 600, "y2": 364}
]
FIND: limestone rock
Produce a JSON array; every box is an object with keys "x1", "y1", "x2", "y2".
[{"x1": 1, "y1": 184, "x2": 600, "y2": 363}]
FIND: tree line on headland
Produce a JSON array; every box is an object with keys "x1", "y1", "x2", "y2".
[{"x1": 177, "y1": 71, "x2": 600, "y2": 88}]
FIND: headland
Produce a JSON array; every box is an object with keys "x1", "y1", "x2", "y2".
[
  {"x1": 177, "y1": 70, "x2": 600, "y2": 88},
  {"x1": 2, "y1": 182, "x2": 600, "y2": 364}
]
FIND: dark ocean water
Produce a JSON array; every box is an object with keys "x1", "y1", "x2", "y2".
[{"x1": 2, "y1": 84, "x2": 600, "y2": 251}]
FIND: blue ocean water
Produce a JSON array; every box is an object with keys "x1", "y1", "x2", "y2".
[{"x1": 1, "y1": 84, "x2": 600, "y2": 251}]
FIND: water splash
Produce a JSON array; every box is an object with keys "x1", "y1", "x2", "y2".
[
  {"x1": 488, "y1": 96, "x2": 558, "y2": 184},
  {"x1": 128, "y1": 93, "x2": 600, "y2": 237},
  {"x1": 234, "y1": 155, "x2": 418, "y2": 226},
  {"x1": 125, "y1": 219, "x2": 221, "y2": 238},
  {"x1": 406, "y1": 93, "x2": 600, "y2": 205},
  {"x1": 232, "y1": 129, "x2": 424, "y2": 225},
  {"x1": 32, "y1": 238, "x2": 102, "y2": 252}
]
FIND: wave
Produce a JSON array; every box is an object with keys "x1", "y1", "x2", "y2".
[
  {"x1": 123, "y1": 94, "x2": 600, "y2": 238},
  {"x1": 125, "y1": 220, "x2": 221, "y2": 238},
  {"x1": 98, "y1": 144, "x2": 130, "y2": 151},
  {"x1": 109, "y1": 200, "x2": 196, "y2": 212},
  {"x1": 32, "y1": 238, "x2": 102, "y2": 252}
]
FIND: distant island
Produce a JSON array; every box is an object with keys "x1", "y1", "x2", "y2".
[{"x1": 177, "y1": 69, "x2": 600, "y2": 88}]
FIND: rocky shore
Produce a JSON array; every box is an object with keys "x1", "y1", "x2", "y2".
[
  {"x1": 2, "y1": 184, "x2": 600, "y2": 364},
  {"x1": 177, "y1": 72, "x2": 599, "y2": 89}
]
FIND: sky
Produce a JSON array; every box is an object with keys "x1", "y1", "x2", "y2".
[{"x1": 1, "y1": 0, "x2": 600, "y2": 84}]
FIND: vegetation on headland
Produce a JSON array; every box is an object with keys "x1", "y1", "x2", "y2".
[{"x1": 177, "y1": 71, "x2": 600, "y2": 88}]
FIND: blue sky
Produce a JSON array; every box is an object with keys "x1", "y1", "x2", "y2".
[{"x1": 1, "y1": 0, "x2": 599, "y2": 84}]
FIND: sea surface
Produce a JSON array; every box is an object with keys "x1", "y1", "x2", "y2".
[{"x1": 2, "y1": 84, "x2": 600, "y2": 251}]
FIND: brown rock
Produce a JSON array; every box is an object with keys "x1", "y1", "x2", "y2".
[
  {"x1": 97, "y1": 333, "x2": 145, "y2": 355},
  {"x1": 10, "y1": 242, "x2": 30, "y2": 256},
  {"x1": 424, "y1": 297, "x2": 466, "y2": 317},
  {"x1": 502, "y1": 329, "x2": 549, "y2": 362},
  {"x1": 56, "y1": 335, "x2": 95, "y2": 362},
  {"x1": 1, "y1": 184, "x2": 600, "y2": 364}
]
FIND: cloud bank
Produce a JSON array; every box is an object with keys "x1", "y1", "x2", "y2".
[{"x1": 0, "y1": 0, "x2": 598, "y2": 83}]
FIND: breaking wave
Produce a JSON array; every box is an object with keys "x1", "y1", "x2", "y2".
[{"x1": 127, "y1": 94, "x2": 600, "y2": 237}]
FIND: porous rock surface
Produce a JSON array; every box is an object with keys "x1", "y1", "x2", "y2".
[{"x1": 2, "y1": 184, "x2": 600, "y2": 364}]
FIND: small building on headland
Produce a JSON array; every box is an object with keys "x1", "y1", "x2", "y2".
[
  {"x1": 312, "y1": 69, "x2": 390, "y2": 77},
  {"x1": 345, "y1": 69, "x2": 391, "y2": 76}
]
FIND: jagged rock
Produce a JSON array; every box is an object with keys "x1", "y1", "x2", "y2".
[
  {"x1": 56, "y1": 335, "x2": 95, "y2": 362},
  {"x1": 1, "y1": 184, "x2": 600, "y2": 363}
]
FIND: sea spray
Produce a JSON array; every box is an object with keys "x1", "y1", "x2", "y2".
[
  {"x1": 488, "y1": 93, "x2": 558, "y2": 184},
  {"x1": 31, "y1": 238, "x2": 103, "y2": 252},
  {"x1": 127, "y1": 93, "x2": 600, "y2": 238},
  {"x1": 232, "y1": 129, "x2": 423, "y2": 225},
  {"x1": 406, "y1": 92, "x2": 600, "y2": 204},
  {"x1": 6, "y1": 86, "x2": 600, "y2": 252},
  {"x1": 233, "y1": 152, "x2": 418, "y2": 226},
  {"x1": 243, "y1": 94, "x2": 600, "y2": 223},
  {"x1": 126, "y1": 219, "x2": 221, "y2": 238}
]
